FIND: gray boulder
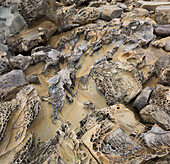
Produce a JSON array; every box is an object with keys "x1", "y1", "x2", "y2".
[{"x1": 133, "y1": 87, "x2": 153, "y2": 112}]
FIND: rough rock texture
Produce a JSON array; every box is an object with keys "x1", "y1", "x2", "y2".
[
  {"x1": 90, "y1": 60, "x2": 143, "y2": 105},
  {"x1": 9, "y1": 54, "x2": 33, "y2": 71},
  {"x1": 8, "y1": 21, "x2": 57, "y2": 53},
  {"x1": 101, "y1": 5, "x2": 123, "y2": 21},
  {"x1": 140, "y1": 84, "x2": 170, "y2": 130},
  {"x1": 155, "y1": 55, "x2": 170, "y2": 76},
  {"x1": 31, "y1": 46, "x2": 61, "y2": 74},
  {"x1": 73, "y1": 7, "x2": 100, "y2": 25},
  {"x1": 0, "y1": 52, "x2": 10, "y2": 75},
  {"x1": 0, "y1": 5, "x2": 26, "y2": 52},
  {"x1": 28, "y1": 122, "x2": 97, "y2": 164},
  {"x1": 0, "y1": 70, "x2": 27, "y2": 100},
  {"x1": 0, "y1": 85, "x2": 40, "y2": 160},
  {"x1": 28, "y1": 74, "x2": 41, "y2": 84},
  {"x1": 77, "y1": 104, "x2": 170, "y2": 164},
  {"x1": 155, "y1": 5, "x2": 170, "y2": 25},
  {"x1": 133, "y1": 87, "x2": 153, "y2": 112},
  {"x1": 47, "y1": 68, "x2": 76, "y2": 122},
  {"x1": 159, "y1": 66, "x2": 170, "y2": 86}
]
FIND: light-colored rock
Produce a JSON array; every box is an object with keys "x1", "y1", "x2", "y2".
[
  {"x1": 158, "y1": 66, "x2": 170, "y2": 86},
  {"x1": 156, "y1": 5, "x2": 170, "y2": 24},
  {"x1": 101, "y1": 5, "x2": 123, "y2": 21},
  {"x1": 140, "y1": 1, "x2": 170, "y2": 11}
]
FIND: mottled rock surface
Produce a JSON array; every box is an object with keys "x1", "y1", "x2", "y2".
[
  {"x1": 91, "y1": 60, "x2": 143, "y2": 105},
  {"x1": 140, "y1": 84, "x2": 170, "y2": 130}
]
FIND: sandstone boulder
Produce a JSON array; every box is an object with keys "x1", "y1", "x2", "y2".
[{"x1": 156, "y1": 5, "x2": 170, "y2": 24}]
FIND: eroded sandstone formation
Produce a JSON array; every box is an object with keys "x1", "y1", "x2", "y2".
[{"x1": 0, "y1": 0, "x2": 170, "y2": 163}]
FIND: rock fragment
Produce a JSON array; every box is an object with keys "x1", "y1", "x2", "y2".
[
  {"x1": 47, "y1": 68, "x2": 76, "y2": 122},
  {"x1": 140, "y1": 84, "x2": 170, "y2": 130},
  {"x1": 140, "y1": 1, "x2": 170, "y2": 11},
  {"x1": 133, "y1": 87, "x2": 153, "y2": 112},
  {"x1": 154, "y1": 25, "x2": 170, "y2": 36},
  {"x1": 155, "y1": 5, "x2": 170, "y2": 24},
  {"x1": 91, "y1": 60, "x2": 143, "y2": 105},
  {"x1": 0, "y1": 70, "x2": 27, "y2": 100},
  {"x1": 73, "y1": 7, "x2": 100, "y2": 25},
  {"x1": 158, "y1": 66, "x2": 170, "y2": 86},
  {"x1": 100, "y1": 5, "x2": 123, "y2": 21},
  {"x1": 28, "y1": 74, "x2": 41, "y2": 84}
]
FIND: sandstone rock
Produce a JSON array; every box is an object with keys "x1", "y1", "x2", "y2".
[
  {"x1": 155, "y1": 55, "x2": 170, "y2": 76},
  {"x1": 133, "y1": 87, "x2": 153, "y2": 112},
  {"x1": 122, "y1": 19, "x2": 154, "y2": 49},
  {"x1": 0, "y1": 52, "x2": 10, "y2": 75},
  {"x1": 140, "y1": 84, "x2": 170, "y2": 130},
  {"x1": 90, "y1": 60, "x2": 143, "y2": 105},
  {"x1": 0, "y1": 85, "x2": 40, "y2": 158},
  {"x1": 47, "y1": 68, "x2": 76, "y2": 122},
  {"x1": 31, "y1": 46, "x2": 61, "y2": 74},
  {"x1": 154, "y1": 25, "x2": 170, "y2": 36},
  {"x1": 9, "y1": 54, "x2": 33, "y2": 71},
  {"x1": 100, "y1": 5, "x2": 123, "y2": 21},
  {"x1": 28, "y1": 122, "x2": 97, "y2": 164},
  {"x1": 140, "y1": 1, "x2": 170, "y2": 11},
  {"x1": 73, "y1": 7, "x2": 100, "y2": 25},
  {"x1": 162, "y1": 37, "x2": 170, "y2": 52},
  {"x1": 155, "y1": 5, "x2": 170, "y2": 25},
  {"x1": 78, "y1": 104, "x2": 169, "y2": 163},
  {"x1": 28, "y1": 74, "x2": 41, "y2": 84},
  {"x1": 151, "y1": 40, "x2": 165, "y2": 48},
  {"x1": 8, "y1": 21, "x2": 57, "y2": 53},
  {"x1": 121, "y1": 8, "x2": 149, "y2": 22},
  {"x1": 158, "y1": 66, "x2": 170, "y2": 86},
  {"x1": 0, "y1": 70, "x2": 27, "y2": 100}
]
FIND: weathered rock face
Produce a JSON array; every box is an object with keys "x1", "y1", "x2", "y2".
[
  {"x1": 0, "y1": 70, "x2": 27, "y2": 100},
  {"x1": 155, "y1": 5, "x2": 170, "y2": 25},
  {"x1": 155, "y1": 55, "x2": 170, "y2": 76},
  {"x1": 73, "y1": 7, "x2": 100, "y2": 25},
  {"x1": 47, "y1": 68, "x2": 76, "y2": 122},
  {"x1": 100, "y1": 5, "x2": 123, "y2": 21},
  {"x1": 0, "y1": 85, "x2": 40, "y2": 163},
  {"x1": 140, "y1": 1, "x2": 170, "y2": 11},
  {"x1": 0, "y1": 5, "x2": 26, "y2": 52},
  {"x1": 8, "y1": 21, "x2": 57, "y2": 53},
  {"x1": 140, "y1": 84, "x2": 170, "y2": 130},
  {"x1": 158, "y1": 66, "x2": 170, "y2": 86},
  {"x1": 154, "y1": 25, "x2": 170, "y2": 36},
  {"x1": 1, "y1": 0, "x2": 170, "y2": 163},
  {"x1": 90, "y1": 60, "x2": 143, "y2": 105},
  {"x1": 0, "y1": 52, "x2": 10, "y2": 75},
  {"x1": 27, "y1": 122, "x2": 97, "y2": 164},
  {"x1": 133, "y1": 87, "x2": 153, "y2": 112},
  {"x1": 77, "y1": 104, "x2": 170, "y2": 164},
  {"x1": 31, "y1": 46, "x2": 61, "y2": 74}
]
